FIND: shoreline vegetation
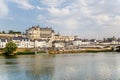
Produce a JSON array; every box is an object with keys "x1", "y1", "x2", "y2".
[
  {"x1": 0, "y1": 48, "x2": 116, "y2": 55},
  {"x1": 48, "y1": 48, "x2": 113, "y2": 54}
]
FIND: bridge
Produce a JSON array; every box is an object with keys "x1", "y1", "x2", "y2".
[
  {"x1": 79, "y1": 44, "x2": 120, "y2": 51},
  {"x1": 110, "y1": 45, "x2": 120, "y2": 51}
]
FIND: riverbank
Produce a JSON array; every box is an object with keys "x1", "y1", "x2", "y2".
[
  {"x1": 0, "y1": 48, "x2": 115, "y2": 55},
  {"x1": 48, "y1": 48, "x2": 113, "y2": 54}
]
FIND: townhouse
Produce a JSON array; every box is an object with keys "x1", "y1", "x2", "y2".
[{"x1": 0, "y1": 38, "x2": 8, "y2": 48}]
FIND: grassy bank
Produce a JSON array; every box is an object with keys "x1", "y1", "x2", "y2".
[
  {"x1": 0, "y1": 48, "x2": 114, "y2": 55},
  {"x1": 0, "y1": 48, "x2": 48, "y2": 55},
  {"x1": 48, "y1": 49, "x2": 113, "y2": 54},
  {"x1": 16, "y1": 51, "x2": 47, "y2": 55},
  {"x1": 16, "y1": 51, "x2": 35, "y2": 55}
]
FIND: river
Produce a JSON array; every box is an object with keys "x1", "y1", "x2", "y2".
[{"x1": 0, "y1": 52, "x2": 120, "y2": 80}]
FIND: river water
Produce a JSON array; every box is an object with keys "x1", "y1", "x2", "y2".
[{"x1": 0, "y1": 52, "x2": 120, "y2": 80}]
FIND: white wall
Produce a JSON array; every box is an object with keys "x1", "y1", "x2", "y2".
[
  {"x1": 54, "y1": 42, "x2": 65, "y2": 48},
  {"x1": 0, "y1": 40, "x2": 8, "y2": 48}
]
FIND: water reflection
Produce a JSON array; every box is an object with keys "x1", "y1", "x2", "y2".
[
  {"x1": 0, "y1": 53, "x2": 120, "y2": 80},
  {"x1": 24, "y1": 55, "x2": 55, "y2": 80},
  {"x1": 4, "y1": 56, "x2": 18, "y2": 65},
  {"x1": 0, "y1": 55, "x2": 55, "y2": 80}
]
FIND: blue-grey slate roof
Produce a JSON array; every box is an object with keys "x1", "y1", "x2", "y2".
[
  {"x1": 12, "y1": 37, "x2": 29, "y2": 41},
  {"x1": 0, "y1": 38, "x2": 7, "y2": 42}
]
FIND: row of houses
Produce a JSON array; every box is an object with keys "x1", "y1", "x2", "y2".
[
  {"x1": 1, "y1": 36, "x2": 120, "y2": 49},
  {"x1": 0, "y1": 37, "x2": 51, "y2": 48},
  {"x1": 0, "y1": 37, "x2": 96, "y2": 49},
  {"x1": 0, "y1": 37, "x2": 89, "y2": 48}
]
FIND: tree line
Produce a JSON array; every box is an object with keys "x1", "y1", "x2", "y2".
[{"x1": 0, "y1": 30, "x2": 22, "y2": 34}]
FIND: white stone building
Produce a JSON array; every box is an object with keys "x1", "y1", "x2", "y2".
[
  {"x1": 0, "y1": 38, "x2": 8, "y2": 48},
  {"x1": 26, "y1": 25, "x2": 54, "y2": 40},
  {"x1": 53, "y1": 41, "x2": 65, "y2": 48},
  {"x1": 73, "y1": 39, "x2": 91, "y2": 46},
  {"x1": 73, "y1": 39, "x2": 82, "y2": 46},
  {"x1": 34, "y1": 40, "x2": 50, "y2": 48},
  {"x1": 51, "y1": 34, "x2": 75, "y2": 41},
  {"x1": 12, "y1": 37, "x2": 34, "y2": 48}
]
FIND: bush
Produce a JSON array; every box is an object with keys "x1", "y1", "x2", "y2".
[
  {"x1": 16, "y1": 51, "x2": 35, "y2": 55},
  {"x1": 4, "y1": 41, "x2": 17, "y2": 55}
]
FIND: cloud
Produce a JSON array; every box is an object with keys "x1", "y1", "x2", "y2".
[
  {"x1": 36, "y1": 6, "x2": 44, "y2": 10},
  {"x1": 37, "y1": 0, "x2": 80, "y2": 29},
  {"x1": 47, "y1": 7, "x2": 70, "y2": 17},
  {"x1": 40, "y1": 0, "x2": 67, "y2": 7},
  {"x1": 37, "y1": 0, "x2": 120, "y2": 38},
  {"x1": 0, "y1": 0, "x2": 34, "y2": 19},
  {"x1": 0, "y1": 0, "x2": 9, "y2": 19},
  {"x1": 38, "y1": 14, "x2": 46, "y2": 21},
  {"x1": 10, "y1": 0, "x2": 34, "y2": 10}
]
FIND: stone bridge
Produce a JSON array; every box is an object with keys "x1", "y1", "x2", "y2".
[{"x1": 111, "y1": 45, "x2": 120, "y2": 51}]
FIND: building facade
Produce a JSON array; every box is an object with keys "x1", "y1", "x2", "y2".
[
  {"x1": 51, "y1": 34, "x2": 75, "y2": 41},
  {"x1": 12, "y1": 37, "x2": 34, "y2": 48},
  {"x1": 0, "y1": 38, "x2": 8, "y2": 48},
  {"x1": 26, "y1": 25, "x2": 54, "y2": 40}
]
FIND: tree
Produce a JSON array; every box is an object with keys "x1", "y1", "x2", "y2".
[
  {"x1": 2, "y1": 31, "x2": 5, "y2": 34},
  {"x1": 4, "y1": 41, "x2": 17, "y2": 55},
  {"x1": 8, "y1": 30, "x2": 14, "y2": 34},
  {"x1": 8, "y1": 30, "x2": 21, "y2": 34}
]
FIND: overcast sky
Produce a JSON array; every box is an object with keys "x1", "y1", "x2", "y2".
[{"x1": 0, "y1": 0, "x2": 120, "y2": 39}]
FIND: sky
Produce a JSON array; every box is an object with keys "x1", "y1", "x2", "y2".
[{"x1": 0, "y1": 0, "x2": 120, "y2": 39}]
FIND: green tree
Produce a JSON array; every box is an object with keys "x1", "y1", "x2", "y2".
[
  {"x1": 2, "y1": 31, "x2": 5, "y2": 34},
  {"x1": 8, "y1": 30, "x2": 14, "y2": 34},
  {"x1": 8, "y1": 30, "x2": 21, "y2": 34},
  {"x1": 4, "y1": 41, "x2": 17, "y2": 55}
]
